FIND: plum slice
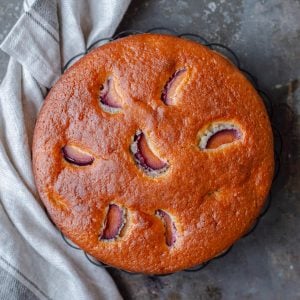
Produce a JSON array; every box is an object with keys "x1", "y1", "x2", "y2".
[
  {"x1": 100, "y1": 204, "x2": 126, "y2": 240},
  {"x1": 199, "y1": 124, "x2": 241, "y2": 150},
  {"x1": 206, "y1": 129, "x2": 240, "y2": 149},
  {"x1": 130, "y1": 130, "x2": 168, "y2": 176},
  {"x1": 161, "y1": 68, "x2": 187, "y2": 105},
  {"x1": 62, "y1": 145, "x2": 94, "y2": 166},
  {"x1": 156, "y1": 209, "x2": 177, "y2": 247},
  {"x1": 100, "y1": 78, "x2": 122, "y2": 113}
]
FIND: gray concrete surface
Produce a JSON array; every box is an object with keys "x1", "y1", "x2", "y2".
[
  {"x1": 0, "y1": 0, "x2": 22, "y2": 83},
  {"x1": 1, "y1": 0, "x2": 299, "y2": 299}
]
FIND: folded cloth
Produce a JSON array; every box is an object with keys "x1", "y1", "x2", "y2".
[{"x1": 0, "y1": 0, "x2": 131, "y2": 299}]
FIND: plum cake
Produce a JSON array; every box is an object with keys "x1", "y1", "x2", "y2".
[{"x1": 32, "y1": 34, "x2": 274, "y2": 274}]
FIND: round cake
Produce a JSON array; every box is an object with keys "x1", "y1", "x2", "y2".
[{"x1": 32, "y1": 34, "x2": 274, "y2": 274}]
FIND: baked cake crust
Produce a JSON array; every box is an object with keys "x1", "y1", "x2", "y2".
[{"x1": 32, "y1": 34, "x2": 274, "y2": 274}]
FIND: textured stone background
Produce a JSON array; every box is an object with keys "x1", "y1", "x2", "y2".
[
  {"x1": 0, "y1": 0, "x2": 299, "y2": 299},
  {"x1": 0, "y1": 0, "x2": 21, "y2": 82}
]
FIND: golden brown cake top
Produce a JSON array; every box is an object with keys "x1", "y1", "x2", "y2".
[{"x1": 32, "y1": 34, "x2": 274, "y2": 274}]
